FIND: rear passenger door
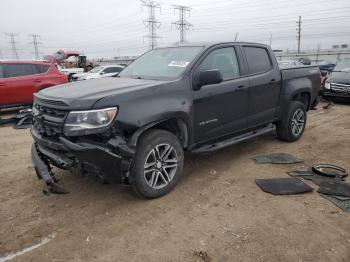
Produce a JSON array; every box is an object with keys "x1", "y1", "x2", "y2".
[
  {"x1": 243, "y1": 46, "x2": 281, "y2": 127},
  {"x1": 1, "y1": 64, "x2": 39, "y2": 105}
]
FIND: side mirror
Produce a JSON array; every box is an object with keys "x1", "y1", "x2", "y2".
[
  {"x1": 195, "y1": 69, "x2": 223, "y2": 90},
  {"x1": 100, "y1": 71, "x2": 105, "y2": 75}
]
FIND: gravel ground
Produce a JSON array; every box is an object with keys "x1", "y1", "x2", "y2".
[{"x1": 0, "y1": 102, "x2": 350, "y2": 262}]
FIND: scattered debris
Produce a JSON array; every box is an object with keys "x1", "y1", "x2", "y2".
[
  {"x1": 256, "y1": 178, "x2": 313, "y2": 195},
  {"x1": 194, "y1": 250, "x2": 211, "y2": 262},
  {"x1": 0, "y1": 108, "x2": 33, "y2": 129},
  {"x1": 208, "y1": 170, "x2": 217, "y2": 175},
  {"x1": 320, "y1": 194, "x2": 350, "y2": 213},
  {"x1": 251, "y1": 153, "x2": 303, "y2": 164}
]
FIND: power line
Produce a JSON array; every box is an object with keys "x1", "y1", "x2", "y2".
[
  {"x1": 297, "y1": 16, "x2": 302, "y2": 53},
  {"x1": 141, "y1": 0, "x2": 162, "y2": 50},
  {"x1": 29, "y1": 34, "x2": 42, "y2": 60},
  {"x1": 5, "y1": 33, "x2": 19, "y2": 59},
  {"x1": 172, "y1": 5, "x2": 193, "y2": 44}
]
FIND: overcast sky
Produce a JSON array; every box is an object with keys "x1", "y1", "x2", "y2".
[{"x1": 1, "y1": 0, "x2": 349, "y2": 59}]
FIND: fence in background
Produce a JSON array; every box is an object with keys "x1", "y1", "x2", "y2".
[{"x1": 275, "y1": 51, "x2": 350, "y2": 64}]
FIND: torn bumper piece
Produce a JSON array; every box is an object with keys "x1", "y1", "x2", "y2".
[
  {"x1": 31, "y1": 144, "x2": 69, "y2": 194},
  {"x1": 31, "y1": 129, "x2": 132, "y2": 194}
]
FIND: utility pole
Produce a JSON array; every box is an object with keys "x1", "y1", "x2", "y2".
[
  {"x1": 296, "y1": 16, "x2": 302, "y2": 54},
  {"x1": 234, "y1": 32, "x2": 238, "y2": 41},
  {"x1": 269, "y1": 34, "x2": 272, "y2": 47},
  {"x1": 29, "y1": 34, "x2": 42, "y2": 60},
  {"x1": 172, "y1": 5, "x2": 192, "y2": 44},
  {"x1": 6, "y1": 33, "x2": 19, "y2": 59},
  {"x1": 141, "y1": 0, "x2": 162, "y2": 50}
]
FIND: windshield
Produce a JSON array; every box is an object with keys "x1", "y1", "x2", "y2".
[
  {"x1": 333, "y1": 59, "x2": 350, "y2": 72},
  {"x1": 119, "y1": 46, "x2": 204, "y2": 80},
  {"x1": 89, "y1": 66, "x2": 103, "y2": 73}
]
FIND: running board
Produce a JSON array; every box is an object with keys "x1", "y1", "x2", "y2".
[{"x1": 192, "y1": 124, "x2": 275, "y2": 154}]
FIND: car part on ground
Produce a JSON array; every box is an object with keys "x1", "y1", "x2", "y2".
[
  {"x1": 0, "y1": 108, "x2": 33, "y2": 129},
  {"x1": 317, "y1": 180, "x2": 350, "y2": 198},
  {"x1": 312, "y1": 164, "x2": 348, "y2": 179},
  {"x1": 255, "y1": 178, "x2": 313, "y2": 195},
  {"x1": 251, "y1": 153, "x2": 303, "y2": 164},
  {"x1": 320, "y1": 194, "x2": 350, "y2": 213}
]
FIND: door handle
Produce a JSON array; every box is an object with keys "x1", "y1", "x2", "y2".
[
  {"x1": 34, "y1": 79, "x2": 42, "y2": 83},
  {"x1": 235, "y1": 85, "x2": 246, "y2": 92}
]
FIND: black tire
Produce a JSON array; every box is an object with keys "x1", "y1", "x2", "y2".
[
  {"x1": 130, "y1": 129, "x2": 184, "y2": 199},
  {"x1": 276, "y1": 101, "x2": 307, "y2": 142},
  {"x1": 68, "y1": 74, "x2": 74, "y2": 82}
]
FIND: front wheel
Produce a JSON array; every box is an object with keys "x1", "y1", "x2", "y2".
[
  {"x1": 276, "y1": 101, "x2": 307, "y2": 142},
  {"x1": 130, "y1": 129, "x2": 184, "y2": 198}
]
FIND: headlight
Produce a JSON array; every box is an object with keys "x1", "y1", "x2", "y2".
[
  {"x1": 324, "y1": 82, "x2": 331, "y2": 89},
  {"x1": 63, "y1": 107, "x2": 118, "y2": 136}
]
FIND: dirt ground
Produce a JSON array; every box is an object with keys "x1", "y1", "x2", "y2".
[{"x1": 1, "y1": 102, "x2": 350, "y2": 262}]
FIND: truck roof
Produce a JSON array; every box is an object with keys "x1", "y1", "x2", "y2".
[{"x1": 172, "y1": 41, "x2": 269, "y2": 48}]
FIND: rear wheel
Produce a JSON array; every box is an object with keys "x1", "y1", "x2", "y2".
[
  {"x1": 276, "y1": 101, "x2": 307, "y2": 142},
  {"x1": 130, "y1": 129, "x2": 184, "y2": 198}
]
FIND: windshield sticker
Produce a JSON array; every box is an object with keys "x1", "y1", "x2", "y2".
[{"x1": 168, "y1": 61, "x2": 190, "y2": 67}]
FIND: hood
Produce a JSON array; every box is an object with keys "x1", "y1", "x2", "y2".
[
  {"x1": 36, "y1": 77, "x2": 168, "y2": 109},
  {"x1": 75, "y1": 72, "x2": 100, "y2": 79},
  {"x1": 327, "y1": 71, "x2": 350, "y2": 85}
]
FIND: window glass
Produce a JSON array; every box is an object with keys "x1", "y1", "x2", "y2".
[
  {"x1": 5, "y1": 64, "x2": 38, "y2": 78},
  {"x1": 36, "y1": 64, "x2": 49, "y2": 73},
  {"x1": 198, "y1": 47, "x2": 240, "y2": 80},
  {"x1": 243, "y1": 47, "x2": 272, "y2": 74},
  {"x1": 0, "y1": 65, "x2": 4, "y2": 78},
  {"x1": 103, "y1": 67, "x2": 122, "y2": 73},
  {"x1": 119, "y1": 46, "x2": 203, "y2": 80}
]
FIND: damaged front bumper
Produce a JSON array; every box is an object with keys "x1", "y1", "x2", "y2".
[{"x1": 31, "y1": 128, "x2": 134, "y2": 194}]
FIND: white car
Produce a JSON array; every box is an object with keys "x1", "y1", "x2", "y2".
[{"x1": 71, "y1": 65, "x2": 125, "y2": 81}]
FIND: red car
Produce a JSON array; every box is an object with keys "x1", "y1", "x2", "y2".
[{"x1": 0, "y1": 60, "x2": 68, "y2": 109}]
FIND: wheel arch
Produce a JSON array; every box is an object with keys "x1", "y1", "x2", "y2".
[{"x1": 129, "y1": 117, "x2": 189, "y2": 149}]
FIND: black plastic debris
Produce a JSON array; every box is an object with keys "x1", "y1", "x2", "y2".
[
  {"x1": 318, "y1": 180, "x2": 350, "y2": 198},
  {"x1": 312, "y1": 164, "x2": 348, "y2": 179},
  {"x1": 0, "y1": 108, "x2": 33, "y2": 129},
  {"x1": 255, "y1": 178, "x2": 313, "y2": 195},
  {"x1": 320, "y1": 194, "x2": 350, "y2": 213},
  {"x1": 251, "y1": 153, "x2": 303, "y2": 164}
]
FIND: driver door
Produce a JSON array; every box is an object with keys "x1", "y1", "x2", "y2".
[{"x1": 192, "y1": 46, "x2": 249, "y2": 143}]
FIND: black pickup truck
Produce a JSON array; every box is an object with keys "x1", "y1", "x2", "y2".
[{"x1": 31, "y1": 42, "x2": 320, "y2": 198}]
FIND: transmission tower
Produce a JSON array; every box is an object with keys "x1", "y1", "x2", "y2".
[
  {"x1": 141, "y1": 0, "x2": 162, "y2": 50},
  {"x1": 6, "y1": 33, "x2": 19, "y2": 59},
  {"x1": 296, "y1": 16, "x2": 302, "y2": 54},
  {"x1": 29, "y1": 34, "x2": 42, "y2": 60},
  {"x1": 172, "y1": 5, "x2": 193, "y2": 44},
  {"x1": 0, "y1": 48, "x2": 3, "y2": 59}
]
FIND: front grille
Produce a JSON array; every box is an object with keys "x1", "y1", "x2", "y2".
[
  {"x1": 33, "y1": 103, "x2": 68, "y2": 137},
  {"x1": 331, "y1": 83, "x2": 350, "y2": 93}
]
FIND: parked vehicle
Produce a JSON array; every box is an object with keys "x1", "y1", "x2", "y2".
[
  {"x1": 322, "y1": 58, "x2": 350, "y2": 101},
  {"x1": 278, "y1": 60, "x2": 304, "y2": 67},
  {"x1": 0, "y1": 60, "x2": 68, "y2": 109},
  {"x1": 318, "y1": 60, "x2": 336, "y2": 72},
  {"x1": 71, "y1": 65, "x2": 125, "y2": 81},
  {"x1": 31, "y1": 42, "x2": 320, "y2": 198},
  {"x1": 45, "y1": 50, "x2": 96, "y2": 81}
]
